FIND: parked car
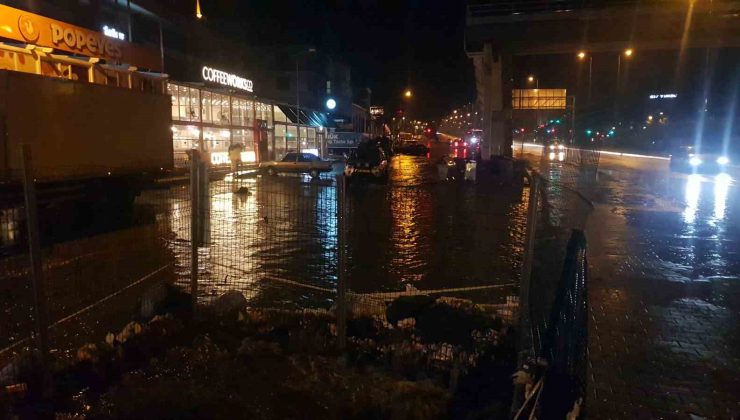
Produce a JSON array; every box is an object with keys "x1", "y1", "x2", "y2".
[
  {"x1": 670, "y1": 145, "x2": 730, "y2": 173},
  {"x1": 396, "y1": 141, "x2": 429, "y2": 156},
  {"x1": 344, "y1": 141, "x2": 389, "y2": 181},
  {"x1": 259, "y1": 152, "x2": 333, "y2": 178}
]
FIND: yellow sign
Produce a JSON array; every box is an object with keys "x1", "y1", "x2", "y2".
[
  {"x1": 0, "y1": 4, "x2": 161, "y2": 71},
  {"x1": 512, "y1": 89, "x2": 567, "y2": 110}
]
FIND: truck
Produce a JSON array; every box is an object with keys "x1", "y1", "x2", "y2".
[{"x1": 0, "y1": 70, "x2": 172, "y2": 250}]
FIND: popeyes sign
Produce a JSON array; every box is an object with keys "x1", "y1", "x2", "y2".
[{"x1": 0, "y1": 4, "x2": 161, "y2": 71}]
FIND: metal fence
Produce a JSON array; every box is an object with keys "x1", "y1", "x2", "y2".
[
  {"x1": 512, "y1": 142, "x2": 595, "y2": 418},
  {"x1": 2, "y1": 143, "x2": 590, "y2": 416}
]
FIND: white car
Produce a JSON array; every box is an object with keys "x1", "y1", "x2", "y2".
[{"x1": 259, "y1": 152, "x2": 333, "y2": 179}]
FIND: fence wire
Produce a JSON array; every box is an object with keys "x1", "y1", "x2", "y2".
[{"x1": 514, "y1": 142, "x2": 596, "y2": 418}]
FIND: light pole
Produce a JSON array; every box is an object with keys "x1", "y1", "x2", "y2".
[
  {"x1": 615, "y1": 48, "x2": 633, "y2": 121},
  {"x1": 577, "y1": 51, "x2": 592, "y2": 104},
  {"x1": 527, "y1": 76, "x2": 540, "y2": 128},
  {"x1": 296, "y1": 48, "x2": 316, "y2": 153}
]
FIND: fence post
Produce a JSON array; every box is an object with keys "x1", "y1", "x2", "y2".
[
  {"x1": 336, "y1": 174, "x2": 347, "y2": 351},
  {"x1": 20, "y1": 144, "x2": 49, "y2": 357},
  {"x1": 190, "y1": 150, "x2": 200, "y2": 313}
]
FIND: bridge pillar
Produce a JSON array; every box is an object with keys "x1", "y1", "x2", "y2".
[{"x1": 474, "y1": 43, "x2": 513, "y2": 160}]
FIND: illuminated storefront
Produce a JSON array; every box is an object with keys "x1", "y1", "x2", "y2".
[
  {"x1": 169, "y1": 79, "x2": 325, "y2": 167},
  {"x1": 1, "y1": 4, "x2": 327, "y2": 169}
]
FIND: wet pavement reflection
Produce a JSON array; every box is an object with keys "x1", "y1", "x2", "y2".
[
  {"x1": 530, "y1": 152, "x2": 740, "y2": 418},
  {"x1": 345, "y1": 155, "x2": 527, "y2": 293}
]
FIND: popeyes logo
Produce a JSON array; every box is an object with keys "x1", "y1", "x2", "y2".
[
  {"x1": 18, "y1": 15, "x2": 40, "y2": 42},
  {"x1": 49, "y1": 23, "x2": 122, "y2": 59}
]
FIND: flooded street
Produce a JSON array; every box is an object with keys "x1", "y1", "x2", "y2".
[{"x1": 154, "y1": 153, "x2": 528, "y2": 303}]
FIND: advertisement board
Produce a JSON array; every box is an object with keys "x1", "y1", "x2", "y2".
[
  {"x1": 326, "y1": 131, "x2": 369, "y2": 148},
  {"x1": 0, "y1": 4, "x2": 162, "y2": 71}
]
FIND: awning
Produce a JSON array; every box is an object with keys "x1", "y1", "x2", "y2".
[{"x1": 277, "y1": 105, "x2": 327, "y2": 127}]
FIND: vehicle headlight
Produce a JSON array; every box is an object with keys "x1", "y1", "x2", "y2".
[
  {"x1": 689, "y1": 156, "x2": 702, "y2": 166},
  {"x1": 548, "y1": 152, "x2": 555, "y2": 160},
  {"x1": 549, "y1": 145, "x2": 555, "y2": 150},
  {"x1": 470, "y1": 137, "x2": 478, "y2": 144},
  {"x1": 558, "y1": 144, "x2": 565, "y2": 150},
  {"x1": 716, "y1": 156, "x2": 729, "y2": 165}
]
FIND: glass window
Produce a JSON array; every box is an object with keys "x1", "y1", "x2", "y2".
[
  {"x1": 214, "y1": 93, "x2": 230, "y2": 125},
  {"x1": 174, "y1": 85, "x2": 197, "y2": 122},
  {"x1": 303, "y1": 127, "x2": 318, "y2": 155},
  {"x1": 274, "y1": 124, "x2": 287, "y2": 159},
  {"x1": 167, "y1": 84, "x2": 179, "y2": 120},
  {"x1": 255, "y1": 102, "x2": 273, "y2": 128},
  {"x1": 172, "y1": 124, "x2": 200, "y2": 150},
  {"x1": 201, "y1": 91, "x2": 212, "y2": 124},
  {"x1": 244, "y1": 99, "x2": 254, "y2": 127},
  {"x1": 286, "y1": 125, "x2": 298, "y2": 153},
  {"x1": 203, "y1": 127, "x2": 231, "y2": 152},
  {"x1": 274, "y1": 106, "x2": 288, "y2": 123},
  {"x1": 232, "y1": 129, "x2": 257, "y2": 162}
]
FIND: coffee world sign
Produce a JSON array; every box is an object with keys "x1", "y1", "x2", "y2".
[{"x1": 201, "y1": 66, "x2": 253, "y2": 92}]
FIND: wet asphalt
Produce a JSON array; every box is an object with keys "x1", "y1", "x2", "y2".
[{"x1": 525, "y1": 149, "x2": 740, "y2": 418}]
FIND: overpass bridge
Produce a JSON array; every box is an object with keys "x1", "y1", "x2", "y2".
[{"x1": 466, "y1": 0, "x2": 740, "y2": 159}]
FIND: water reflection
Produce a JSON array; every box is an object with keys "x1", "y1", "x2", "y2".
[
  {"x1": 713, "y1": 173, "x2": 731, "y2": 222},
  {"x1": 683, "y1": 174, "x2": 702, "y2": 226},
  {"x1": 344, "y1": 155, "x2": 527, "y2": 293}
]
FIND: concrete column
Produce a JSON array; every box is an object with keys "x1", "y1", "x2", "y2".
[{"x1": 474, "y1": 43, "x2": 513, "y2": 159}]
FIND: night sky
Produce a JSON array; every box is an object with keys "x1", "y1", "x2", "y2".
[
  {"x1": 169, "y1": 1, "x2": 737, "y2": 125},
  {"x1": 193, "y1": 0, "x2": 476, "y2": 120}
]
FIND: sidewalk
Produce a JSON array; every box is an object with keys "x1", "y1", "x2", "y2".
[{"x1": 571, "y1": 170, "x2": 740, "y2": 418}]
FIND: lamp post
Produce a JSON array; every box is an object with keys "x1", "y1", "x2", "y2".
[
  {"x1": 577, "y1": 51, "x2": 592, "y2": 104},
  {"x1": 527, "y1": 76, "x2": 540, "y2": 127},
  {"x1": 296, "y1": 48, "x2": 316, "y2": 153},
  {"x1": 615, "y1": 48, "x2": 633, "y2": 120}
]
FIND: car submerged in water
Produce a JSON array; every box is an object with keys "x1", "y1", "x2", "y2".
[
  {"x1": 344, "y1": 140, "x2": 389, "y2": 182},
  {"x1": 670, "y1": 145, "x2": 731, "y2": 173}
]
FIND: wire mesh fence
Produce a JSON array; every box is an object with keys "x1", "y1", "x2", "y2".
[
  {"x1": 512, "y1": 142, "x2": 595, "y2": 418},
  {"x1": 2, "y1": 142, "x2": 596, "y2": 417}
]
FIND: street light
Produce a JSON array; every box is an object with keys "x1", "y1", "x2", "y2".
[
  {"x1": 577, "y1": 51, "x2": 593, "y2": 104},
  {"x1": 527, "y1": 75, "x2": 539, "y2": 89},
  {"x1": 614, "y1": 48, "x2": 634, "y2": 120},
  {"x1": 195, "y1": 0, "x2": 203, "y2": 18},
  {"x1": 404, "y1": 89, "x2": 412, "y2": 98}
]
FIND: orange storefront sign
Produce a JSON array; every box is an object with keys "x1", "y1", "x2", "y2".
[{"x1": 0, "y1": 4, "x2": 161, "y2": 71}]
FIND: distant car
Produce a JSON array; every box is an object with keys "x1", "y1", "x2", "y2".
[
  {"x1": 396, "y1": 141, "x2": 429, "y2": 156},
  {"x1": 450, "y1": 138, "x2": 480, "y2": 160},
  {"x1": 547, "y1": 141, "x2": 566, "y2": 161},
  {"x1": 344, "y1": 141, "x2": 389, "y2": 181},
  {"x1": 259, "y1": 152, "x2": 333, "y2": 179},
  {"x1": 670, "y1": 145, "x2": 730, "y2": 173}
]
